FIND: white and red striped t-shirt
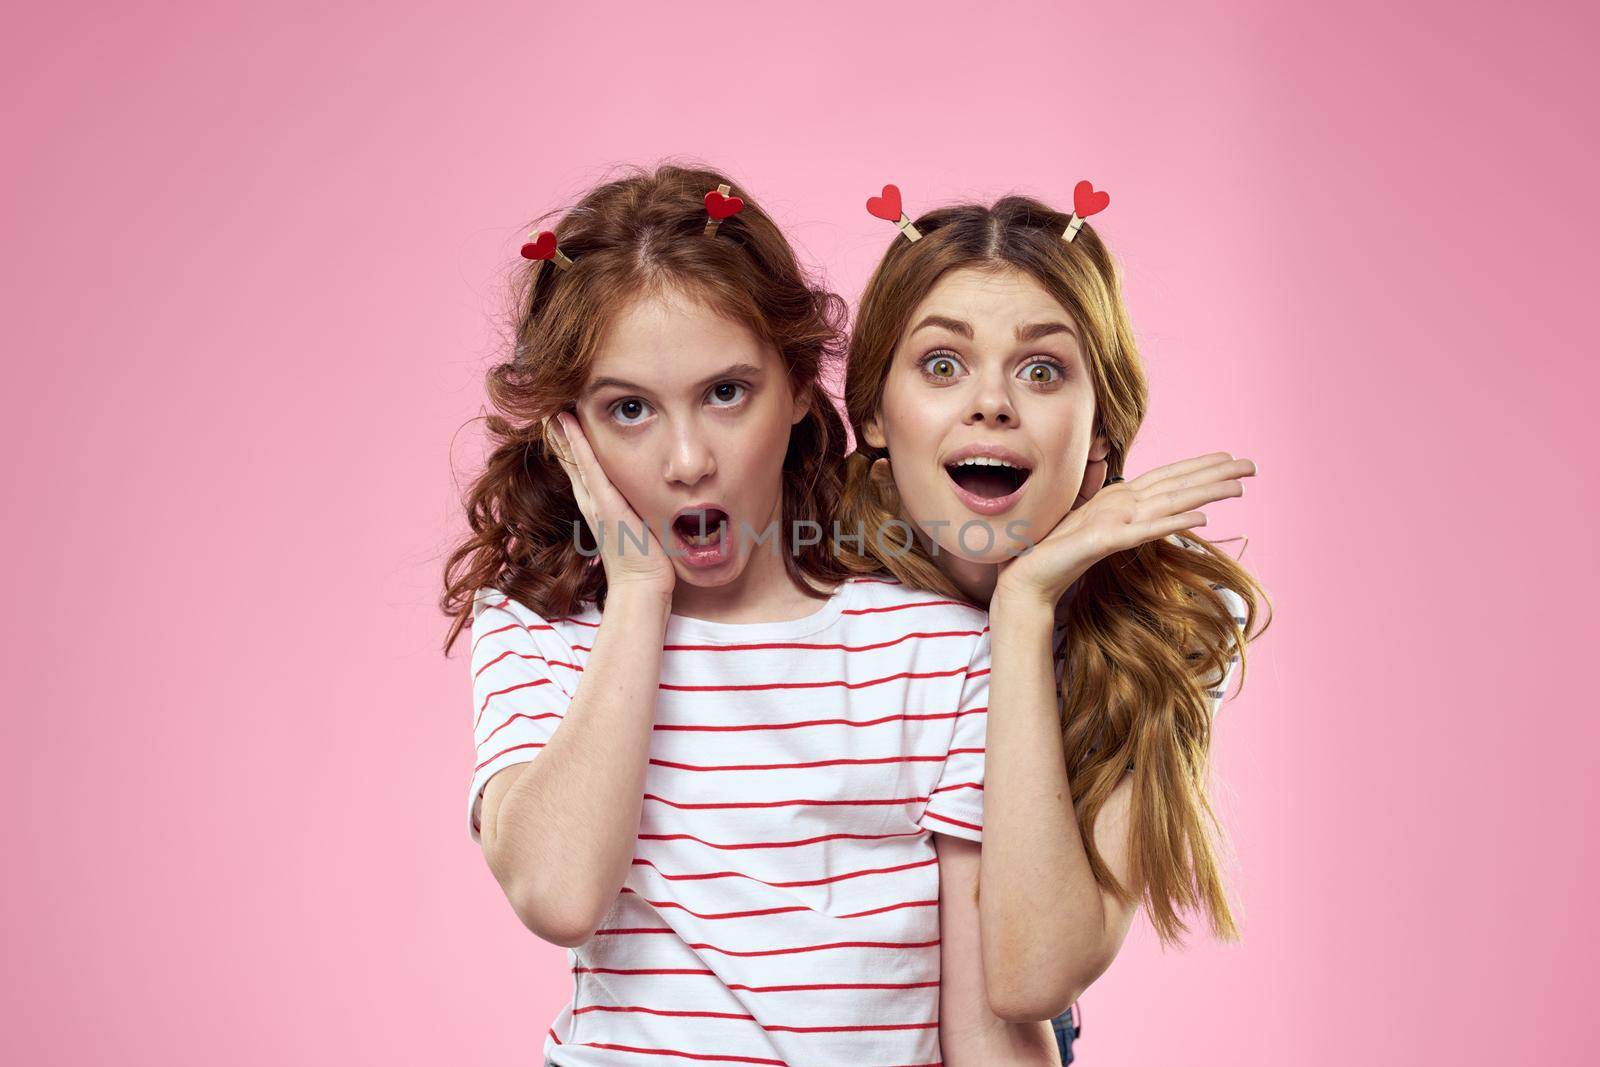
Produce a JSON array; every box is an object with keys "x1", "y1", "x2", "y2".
[{"x1": 467, "y1": 576, "x2": 989, "y2": 1067}]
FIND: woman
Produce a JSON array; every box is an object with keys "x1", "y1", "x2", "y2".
[{"x1": 839, "y1": 193, "x2": 1271, "y2": 1062}]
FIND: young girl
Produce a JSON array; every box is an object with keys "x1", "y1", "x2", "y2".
[
  {"x1": 441, "y1": 166, "x2": 1058, "y2": 1066},
  {"x1": 838, "y1": 193, "x2": 1271, "y2": 1062}
]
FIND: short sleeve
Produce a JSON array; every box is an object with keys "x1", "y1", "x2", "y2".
[
  {"x1": 918, "y1": 629, "x2": 990, "y2": 843},
  {"x1": 466, "y1": 588, "x2": 576, "y2": 842}
]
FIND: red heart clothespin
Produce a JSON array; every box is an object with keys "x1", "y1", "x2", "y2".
[
  {"x1": 1073, "y1": 181, "x2": 1110, "y2": 218},
  {"x1": 520, "y1": 230, "x2": 573, "y2": 270},
  {"x1": 705, "y1": 188, "x2": 744, "y2": 220},
  {"x1": 704, "y1": 184, "x2": 744, "y2": 237},
  {"x1": 866, "y1": 183, "x2": 921, "y2": 243},
  {"x1": 1063, "y1": 180, "x2": 1110, "y2": 243}
]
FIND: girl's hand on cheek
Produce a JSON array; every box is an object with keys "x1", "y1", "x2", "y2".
[
  {"x1": 546, "y1": 412, "x2": 676, "y2": 598},
  {"x1": 995, "y1": 451, "x2": 1257, "y2": 610}
]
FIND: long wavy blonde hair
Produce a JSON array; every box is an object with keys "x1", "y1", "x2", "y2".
[{"x1": 839, "y1": 196, "x2": 1273, "y2": 944}]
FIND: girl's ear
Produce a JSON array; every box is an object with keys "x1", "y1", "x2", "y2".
[
  {"x1": 862, "y1": 415, "x2": 887, "y2": 450},
  {"x1": 791, "y1": 390, "x2": 810, "y2": 426}
]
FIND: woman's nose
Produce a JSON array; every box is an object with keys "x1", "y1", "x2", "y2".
[{"x1": 967, "y1": 374, "x2": 1018, "y2": 426}]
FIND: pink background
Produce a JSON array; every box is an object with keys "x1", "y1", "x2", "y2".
[{"x1": 6, "y1": 1, "x2": 1595, "y2": 1063}]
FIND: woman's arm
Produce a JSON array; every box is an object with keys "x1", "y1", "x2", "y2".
[
  {"x1": 978, "y1": 596, "x2": 1141, "y2": 1020},
  {"x1": 477, "y1": 586, "x2": 670, "y2": 947},
  {"x1": 978, "y1": 452, "x2": 1253, "y2": 1018},
  {"x1": 933, "y1": 833, "x2": 1062, "y2": 1065}
]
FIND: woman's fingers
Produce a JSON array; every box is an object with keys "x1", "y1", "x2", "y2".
[
  {"x1": 1123, "y1": 451, "x2": 1235, "y2": 491},
  {"x1": 1146, "y1": 478, "x2": 1243, "y2": 522},
  {"x1": 1141, "y1": 455, "x2": 1256, "y2": 497}
]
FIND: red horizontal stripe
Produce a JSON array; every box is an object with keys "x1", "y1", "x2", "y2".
[
  {"x1": 921, "y1": 810, "x2": 981, "y2": 832},
  {"x1": 577, "y1": 1043, "x2": 784, "y2": 1066},
  {"x1": 587, "y1": 930, "x2": 941, "y2": 957},
  {"x1": 931, "y1": 780, "x2": 983, "y2": 794},
  {"x1": 618, "y1": 887, "x2": 937, "y2": 922},
  {"x1": 475, "y1": 706, "x2": 984, "y2": 741},
  {"x1": 480, "y1": 660, "x2": 987, "y2": 697},
  {"x1": 638, "y1": 829, "x2": 923, "y2": 851},
  {"x1": 475, "y1": 748, "x2": 978, "y2": 784},
  {"x1": 471, "y1": 619, "x2": 523, "y2": 657},
  {"x1": 574, "y1": 1005, "x2": 755, "y2": 1022},
  {"x1": 835, "y1": 898, "x2": 939, "y2": 919},
  {"x1": 474, "y1": 646, "x2": 581, "y2": 680},
  {"x1": 631, "y1": 855, "x2": 937, "y2": 889},
  {"x1": 477, "y1": 710, "x2": 560, "y2": 748},
  {"x1": 473, "y1": 604, "x2": 565, "y2": 647},
  {"x1": 619, "y1": 887, "x2": 807, "y2": 921},
  {"x1": 649, "y1": 753, "x2": 951, "y2": 773},
  {"x1": 474, "y1": 741, "x2": 545, "y2": 772},
  {"x1": 642, "y1": 792, "x2": 927, "y2": 811},
  {"x1": 482, "y1": 595, "x2": 599, "y2": 629},
  {"x1": 727, "y1": 980, "x2": 938, "y2": 994},
  {"x1": 654, "y1": 707, "x2": 985, "y2": 733},
  {"x1": 548, "y1": 1027, "x2": 561, "y2": 1045},
  {"x1": 474, "y1": 676, "x2": 555, "y2": 728},
  {"x1": 841, "y1": 597, "x2": 968, "y2": 615},
  {"x1": 574, "y1": 966, "x2": 717, "y2": 976},
  {"x1": 570, "y1": 967, "x2": 938, "y2": 994},
  {"x1": 659, "y1": 663, "x2": 973, "y2": 694},
  {"x1": 765, "y1": 1021, "x2": 938, "y2": 1034},
  {"x1": 573, "y1": 1005, "x2": 939, "y2": 1036},
  {"x1": 659, "y1": 627, "x2": 983, "y2": 654}
]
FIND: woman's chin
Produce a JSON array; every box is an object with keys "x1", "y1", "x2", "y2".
[{"x1": 924, "y1": 517, "x2": 1032, "y2": 566}]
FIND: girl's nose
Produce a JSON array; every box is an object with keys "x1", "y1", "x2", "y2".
[{"x1": 664, "y1": 426, "x2": 717, "y2": 486}]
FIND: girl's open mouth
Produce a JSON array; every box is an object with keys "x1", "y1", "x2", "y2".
[
  {"x1": 671, "y1": 506, "x2": 732, "y2": 567},
  {"x1": 944, "y1": 456, "x2": 1032, "y2": 516}
]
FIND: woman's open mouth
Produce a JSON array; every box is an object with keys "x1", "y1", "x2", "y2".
[
  {"x1": 670, "y1": 506, "x2": 733, "y2": 567},
  {"x1": 944, "y1": 455, "x2": 1032, "y2": 516}
]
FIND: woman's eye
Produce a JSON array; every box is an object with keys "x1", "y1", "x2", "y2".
[
  {"x1": 709, "y1": 382, "x2": 747, "y2": 406},
  {"x1": 1019, "y1": 359, "x2": 1064, "y2": 385},
  {"x1": 920, "y1": 351, "x2": 964, "y2": 380},
  {"x1": 610, "y1": 398, "x2": 651, "y2": 425}
]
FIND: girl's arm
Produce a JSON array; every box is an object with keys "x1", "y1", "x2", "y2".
[
  {"x1": 979, "y1": 452, "x2": 1255, "y2": 1018},
  {"x1": 933, "y1": 833, "x2": 1062, "y2": 1065},
  {"x1": 477, "y1": 585, "x2": 670, "y2": 947},
  {"x1": 478, "y1": 412, "x2": 677, "y2": 947}
]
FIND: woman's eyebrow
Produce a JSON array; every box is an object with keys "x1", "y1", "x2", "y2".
[
  {"x1": 1016, "y1": 321, "x2": 1077, "y2": 343},
  {"x1": 909, "y1": 314, "x2": 973, "y2": 339}
]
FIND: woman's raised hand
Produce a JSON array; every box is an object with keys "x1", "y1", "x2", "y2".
[
  {"x1": 996, "y1": 451, "x2": 1257, "y2": 607},
  {"x1": 545, "y1": 412, "x2": 676, "y2": 597}
]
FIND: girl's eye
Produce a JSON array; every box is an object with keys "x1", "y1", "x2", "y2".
[
  {"x1": 919, "y1": 351, "x2": 965, "y2": 380},
  {"x1": 610, "y1": 398, "x2": 652, "y2": 425},
  {"x1": 709, "y1": 382, "x2": 747, "y2": 406},
  {"x1": 1019, "y1": 359, "x2": 1065, "y2": 385}
]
